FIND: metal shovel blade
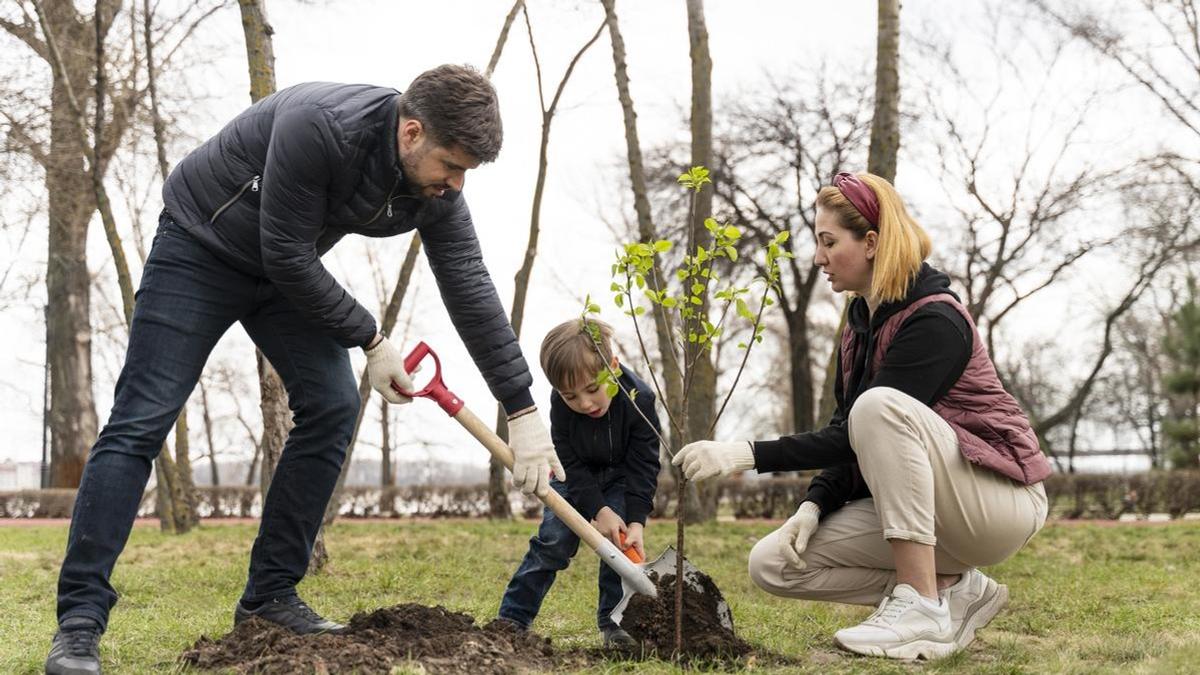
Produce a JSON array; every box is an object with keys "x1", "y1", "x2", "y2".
[{"x1": 609, "y1": 546, "x2": 734, "y2": 631}]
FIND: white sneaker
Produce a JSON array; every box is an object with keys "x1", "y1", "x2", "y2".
[
  {"x1": 942, "y1": 568, "x2": 1008, "y2": 648},
  {"x1": 833, "y1": 584, "x2": 957, "y2": 660}
]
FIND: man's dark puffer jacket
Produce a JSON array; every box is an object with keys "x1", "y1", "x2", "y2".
[{"x1": 162, "y1": 81, "x2": 533, "y2": 412}]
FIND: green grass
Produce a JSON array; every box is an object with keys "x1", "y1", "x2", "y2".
[{"x1": 2, "y1": 519, "x2": 1199, "y2": 673}]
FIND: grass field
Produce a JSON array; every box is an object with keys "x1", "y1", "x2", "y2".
[{"x1": 2, "y1": 518, "x2": 1199, "y2": 673}]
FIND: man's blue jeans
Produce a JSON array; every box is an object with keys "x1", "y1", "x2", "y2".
[
  {"x1": 56, "y1": 212, "x2": 361, "y2": 631},
  {"x1": 498, "y1": 475, "x2": 627, "y2": 631}
]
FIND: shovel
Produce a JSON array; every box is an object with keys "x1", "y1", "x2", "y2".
[
  {"x1": 400, "y1": 341, "x2": 656, "y2": 599},
  {"x1": 609, "y1": 545, "x2": 734, "y2": 630}
]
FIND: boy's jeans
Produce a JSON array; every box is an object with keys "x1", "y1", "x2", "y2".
[
  {"x1": 499, "y1": 475, "x2": 628, "y2": 631},
  {"x1": 56, "y1": 212, "x2": 361, "y2": 631}
]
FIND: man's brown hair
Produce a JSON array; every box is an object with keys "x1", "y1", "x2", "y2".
[
  {"x1": 399, "y1": 64, "x2": 503, "y2": 162},
  {"x1": 540, "y1": 318, "x2": 614, "y2": 391}
]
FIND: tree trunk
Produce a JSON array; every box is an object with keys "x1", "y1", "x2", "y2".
[
  {"x1": 200, "y1": 380, "x2": 221, "y2": 486},
  {"x1": 685, "y1": 0, "x2": 718, "y2": 523},
  {"x1": 867, "y1": 0, "x2": 901, "y2": 182},
  {"x1": 380, "y1": 397, "x2": 393, "y2": 515},
  {"x1": 41, "y1": 0, "x2": 100, "y2": 488},
  {"x1": 601, "y1": 0, "x2": 685, "y2": 462},
  {"x1": 786, "y1": 308, "x2": 816, "y2": 432},
  {"x1": 483, "y1": 1, "x2": 523, "y2": 516}
]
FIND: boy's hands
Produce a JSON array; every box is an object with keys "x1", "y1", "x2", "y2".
[
  {"x1": 623, "y1": 522, "x2": 645, "y2": 560},
  {"x1": 591, "y1": 506, "x2": 627, "y2": 548}
]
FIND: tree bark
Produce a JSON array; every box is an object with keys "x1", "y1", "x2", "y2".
[
  {"x1": 867, "y1": 0, "x2": 901, "y2": 182},
  {"x1": 200, "y1": 380, "x2": 220, "y2": 486},
  {"x1": 483, "y1": 1, "x2": 527, "y2": 516},
  {"x1": 601, "y1": 0, "x2": 685, "y2": 461},
  {"x1": 685, "y1": 0, "x2": 717, "y2": 523},
  {"x1": 37, "y1": 0, "x2": 101, "y2": 488}
]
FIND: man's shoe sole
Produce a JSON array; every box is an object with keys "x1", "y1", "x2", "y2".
[
  {"x1": 834, "y1": 635, "x2": 959, "y2": 661},
  {"x1": 955, "y1": 582, "x2": 1008, "y2": 648}
]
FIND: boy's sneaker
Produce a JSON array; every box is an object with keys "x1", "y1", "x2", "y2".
[
  {"x1": 45, "y1": 616, "x2": 102, "y2": 675},
  {"x1": 942, "y1": 568, "x2": 1008, "y2": 648},
  {"x1": 601, "y1": 626, "x2": 637, "y2": 649},
  {"x1": 833, "y1": 584, "x2": 957, "y2": 660},
  {"x1": 234, "y1": 595, "x2": 345, "y2": 635}
]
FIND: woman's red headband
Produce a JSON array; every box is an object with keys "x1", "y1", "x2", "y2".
[{"x1": 832, "y1": 172, "x2": 879, "y2": 228}]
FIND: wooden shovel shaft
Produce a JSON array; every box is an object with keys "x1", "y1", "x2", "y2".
[{"x1": 452, "y1": 406, "x2": 656, "y2": 597}]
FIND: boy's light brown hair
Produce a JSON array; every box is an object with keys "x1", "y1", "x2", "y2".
[{"x1": 540, "y1": 318, "x2": 614, "y2": 391}]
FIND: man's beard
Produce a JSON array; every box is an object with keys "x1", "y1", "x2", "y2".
[{"x1": 400, "y1": 149, "x2": 449, "y2": 201}]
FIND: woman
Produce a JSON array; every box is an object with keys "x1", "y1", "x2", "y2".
[{"x1": 673, "y1": 172, "x2": 1049, "y2": 660}]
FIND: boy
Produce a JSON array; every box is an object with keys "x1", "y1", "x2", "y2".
[{"x1": 497, "y1": 318, "x2": 661, "y2": 648}]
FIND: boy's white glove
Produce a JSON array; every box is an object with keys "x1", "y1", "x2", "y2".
[
  {"x1": 672, "y1": 440, "x2": 755, "y2": 481},
  {"x1": 507, "y1": 411, "x2": 565, "y2": 496},
  {"x1": 778, "y1": 501, "x2": 821, "y2": 568},
  {"x1": 364, "y1": 337, "x2": 413, "y2": 404}
]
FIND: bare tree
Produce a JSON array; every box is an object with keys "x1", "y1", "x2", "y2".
[
  {"x1": 707, "y1": 72, "x2": 873, "y2": 435},
  {"x1": 600, "y1": 0, "x2": 686, "y2": 460},
  {"x1": 488, "y1": 3, "x2": 606, "y2": 517},
  {"x1": 1, "y1": 0, "x2": 221, "y2": 487}
]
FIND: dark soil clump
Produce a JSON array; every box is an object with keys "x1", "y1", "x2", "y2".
[
  {"x1": 621, "y1": 570, "x2": 752, "y2": 662},
  {"x1": 181, "y1": 603, "x2": 592, "y2": 674}
]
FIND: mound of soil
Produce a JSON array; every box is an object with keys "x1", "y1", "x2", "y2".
[
  {"x1": 620, "y1": 571, "x2": 751, "y2": 662},
  {"x1": 181, "y1": 604, "x2": 591, "y2": 674}
]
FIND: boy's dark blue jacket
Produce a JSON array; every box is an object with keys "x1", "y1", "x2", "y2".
[{"x1": 549, "y1": 370, "x2": 661, "y2": 525}]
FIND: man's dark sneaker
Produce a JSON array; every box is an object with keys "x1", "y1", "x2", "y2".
[
  {"x1": 45, "y1": 616, "x2": 102, "y2": 675},
  {"x1": 234, "y1": 595, "x2": 345, "y2": 635},
  {"x1": 601, "y1": 625, "x2": 637, "y2": 649}
]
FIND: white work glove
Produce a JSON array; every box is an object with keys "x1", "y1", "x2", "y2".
[
  {"x1": 364, "y1": 337, "x2": 414, "y2": 405},
  {"x1": 507, "y1": 411, "x2": 565, "y2": 496},
  {"x1": 671, "y1": 440, "x2": 755, "y2": 481},
  {"x1": 778, "y1": 501, "x2": 821, "y2": 568}
]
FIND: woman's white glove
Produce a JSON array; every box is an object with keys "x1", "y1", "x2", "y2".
[
  {"x1": 507, "y1": 411, "x2": 565, "y2": 496},
  {"x1": 778, "y1": 501, "x2": 821, "y2": 568},
  {"x1": 671, "y1": 440, "x2": 755, "y2": 481},
  {"x1": 364, "y1": 337, "x2": 413, "y2": 404}
]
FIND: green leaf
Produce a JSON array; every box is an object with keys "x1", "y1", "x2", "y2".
[
  {"x1": 723, "y1": 225, "x2": 740, "y2": 239},
  {"x1": 635, "y1": 306, "x2": 646, "y2": 316},
  {"x1": 774, "y1": 231, "x2": 790, "y2": 244},
  {"x1": 691, "y1": 282, "x2": 705, "y2": 295},
  {"x1": 677, "y1": 269, "x2": 689, "y2": 281},
  {"x1": 661, "y1": 297, "x2": 677, "y2": 308},
  {"x1": 654, "y1": 239, "x2": 673, "y2": 252},
  {"x1": 588, "y1": 302, "x2": 601, "y2": 314},
  {"x1": 690, "y1": 296, "x2": 703, "y2": 305},
  {"x1": 615, "y1": 294, "x2": 625, "y2": 308},
  {"x1": 635, "y1": 274, "x2": 645, "y2": 290},
  {"x1": 610, "y1": 282, "x2": 621, "y2": 292},
  {"x1": 726, "y1": 246, "x2": 738, "y2": 262},
  {"x1": 605, "y1": 383, "x2": 619, "y2": 398},
  {"x1": 737, "y1": 298, "x2": 753, "y2": 321}
]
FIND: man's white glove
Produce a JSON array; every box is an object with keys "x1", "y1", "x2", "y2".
[
  {"x1": 364, "y1": 337, "x2": 413, "y2": 405},
  {"x1": 671, "y1": 440, "x2": 755, "y2": 481},
  {"x1": 507, "y1": 411, "x2": 565, "y2": 496},
  {"x1": 778, "y1": 501, "x2": 821, "y2": 568}
]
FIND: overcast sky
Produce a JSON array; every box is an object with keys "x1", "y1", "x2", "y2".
[{"x1": 0, "y1": 0, "x2": 1175, "y2": 471}]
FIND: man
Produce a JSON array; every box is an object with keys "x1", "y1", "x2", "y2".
[{"x1": 45, "y1": 65, "x2": 565, "y2": 675}]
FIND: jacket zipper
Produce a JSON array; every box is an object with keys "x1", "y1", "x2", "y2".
[
  {"x1": 209, "y1": 175, "x2": 260, "y2": 225},
  {"x1": 606, "y1": 416, "x2": 614, "y2": 464},
  {"x1": 361, "y1": 175, "x2": 403, "y2": 227}
]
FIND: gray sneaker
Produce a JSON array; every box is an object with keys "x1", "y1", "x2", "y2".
[
  {"x1": 942, "y1": 568, "x2": 1008, "y2": 648},
  {"x1": 45, "y1": 617, "x2": 102, "y2": 675}
]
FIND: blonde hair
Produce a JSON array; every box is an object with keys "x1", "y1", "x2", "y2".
[
  {"x1": 815, "y1": 173, "x2": 931, "y2": 303},
  {"x1": 540, "y1": 318, "x2": 614, "y2": 391}
]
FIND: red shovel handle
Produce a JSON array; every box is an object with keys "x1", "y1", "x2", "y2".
[{"x1": 402, "y1": 341, "x2": 465, "y2": 416}]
